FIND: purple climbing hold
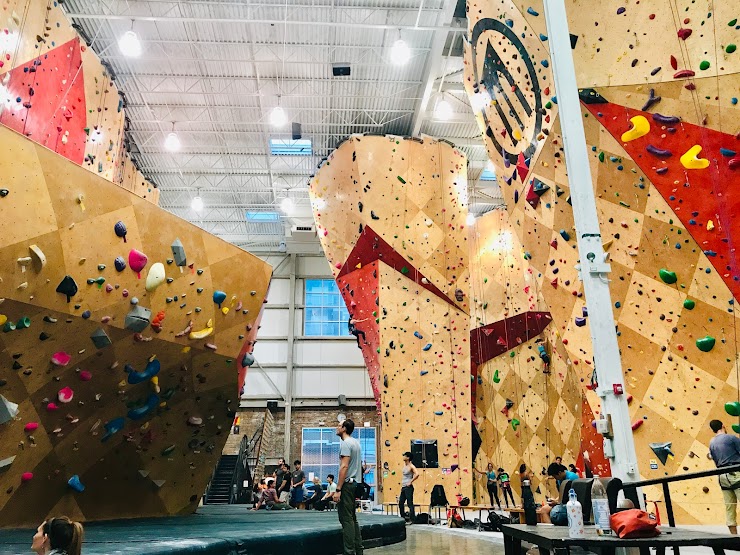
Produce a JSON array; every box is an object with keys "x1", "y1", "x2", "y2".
[
  {"x1": 114, "y1": 221, "x2": 127, "y2": 243},
  {"x1": 617, "y1": 6, "x2": 626, "y2": 14},
  {"x1": 114, "y1": 256, "x2": 127, "y2": 272},
  {"x1": 575, "y1": 317, "x2": 587, "y2": 327}
]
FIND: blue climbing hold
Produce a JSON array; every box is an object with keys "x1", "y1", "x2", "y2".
[
  {"x1": 67, "y1": 475, "x2": 85, "y2": 493},
  {"x1": 126, "y1": 359, "x2": 161, "y2": 384},
  {"x1": 559, "y1": 229, "x2": 571, "y2": 241},
  {"x1": 539, "y1": 33, "x2": 548, "y2": 41},
  {"x1": 422, "y1": 343, "x2": 432, "y2": 351},
  {"x1": 420, "y1": 370, "x2": 429, "y2": 376},
  {"x1": 541, "y1": 60, "x2": 549, "y2": 68},
  {"x1": 527, "y1": 7, "x2": 539, "y2": 16},
  {"x1": 434, "y1": 411, "x2": 444, "y2": 416},
  {"x1": 128, "y1": 393, "x2": 160, "y2": 420},
  {"x1": 414, "y1": 331, "x2": 423, "y2": 339},
  {"x1": 102, "y1": 417, "x2": 125, "y2": 442},
  {"x1": 213, "y1": 290, "x2": 227, "y2": 307}
]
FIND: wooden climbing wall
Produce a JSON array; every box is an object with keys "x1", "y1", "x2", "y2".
[
  {"x1": 464, "y1": 0, "x2": 740, "y2": 524},
  {"x1": 470, "y1": 210, "x2": 595, "y2": 504},
  {"x1": 0, "y1": 125, "x2": 272, "y2": 527},
  {"x1": 0, "y1": 0, "x2": 159, "y2": 204},
  {"x1": 310, "y1": 135, "x2": 473, "y2": 504}
]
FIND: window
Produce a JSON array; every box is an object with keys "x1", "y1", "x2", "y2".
[
  {"x1": 479, "y1": 167, "x2": 496, "y2": 181},
  {"x1": 301, "y1": 427, "x2": 377, "y2": 492},
  {"x1": 246, "y1": 211, "x2": 280, "y2": 222},
  {"x1": 269, "y1": 138, "x2": 312, "y2": 156},
  {"x1": 304, "y1": 279, "x2": 351, "y2": 336}
]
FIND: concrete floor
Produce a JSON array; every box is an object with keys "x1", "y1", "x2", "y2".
[{"x1": 368, "y1": 526, "x2": 506, "y2": 554}]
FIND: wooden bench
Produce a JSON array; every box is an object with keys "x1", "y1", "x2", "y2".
[
  {"x1": 507, "y1": 506, "x2": 547, "y2": 524},
  {"x1": 382, "y1": 502, "x2": 421, "y2": 516}
]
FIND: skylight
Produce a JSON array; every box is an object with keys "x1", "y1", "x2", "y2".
[
  {"x1": 269, "y1": 138, "x2": 312, "y2": 156},
  {"x1": 479, "y1": 167, "x2": 497, "y2": 181},
  {"x1": 246, "y1": 211, "x2": 280, "y2": 222}
]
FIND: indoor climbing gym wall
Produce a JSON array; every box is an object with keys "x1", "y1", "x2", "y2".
[
  {"x1": 0, "y1": 125, "x2": 272, "y2": 527},
  {"x1": 469, "y1": 209, "x2": 607, "y2": 504},
  {"x1": 310, "y1": 135, "x2": 473, "y2": 504},
  {"x1": 464, "y1": 0, "x2": 740, "y2": 524},
  {"x1": 0, "y1": 0, "x2": 158, "y2": 204}
]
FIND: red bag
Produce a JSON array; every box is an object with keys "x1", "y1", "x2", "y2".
[{"x1": 610, "y1": 509, "x2": 660, "y2": 538}]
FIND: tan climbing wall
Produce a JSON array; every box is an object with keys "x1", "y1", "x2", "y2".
[
  {"x1": 470, "y1": 209, "x2": 582, "y2": 504},
  {"x1": 0, "y1": 0, "x2": 158, "y2": 204},
  {"x1": 0, "y1": 125, "x2": 272, "y2": 527},
  {"x1": 465, "y1": 0, "x2": 740, "y2": 524},
  {"x1": 310, "y1": 135, "x2": 473, "y2": 504}
]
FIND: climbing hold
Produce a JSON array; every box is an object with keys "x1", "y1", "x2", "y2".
[
  {"x1": 127, "y1": 393, "x2": 159, "y2": 420},
  {"x1": 23, "y1": 422, "x2": 38, "y2": 433},
  {"x1": 67, "y1": 475, "x2": 85, "y2": 493},
  {"x1": 0, "y1": 395, "x2": 19, "y2": 425},
  {"x1": 559, "y1": 230, "x2": 570, "y2": 241},
  {"x1": 621, "y1": 116, "x2": 650, "y2": 142},
  {"x1": 242, "y1": 353, "x2": 255, "y2": 367},
  {"x1": 511, "y1": 418, "x2": 520, "y2": 431},
  {"x1": 102, "y1": 417, "x2": 125, "y2": 442},
  {"x1": 724, "y1": 402, "x2": 740, "y2": 417},
  {"x1": 127, "y1": 359, "x2": 161, "y2": 384},
  {"x1": 695, "y1": 336, "x2": 716, "y2": 352},
  {"x1": 213, "y1": 291, "x2": 227, "y2": 307},
  {"x1": 646, "y1": 145, "x2": 673, "y2": 158},
  {"x1": 189, "y1": 319, "x2": 214, "y2": 340},
  {"x1": 125, "y1": 306, "x2": 152, "y2": 332},
  {"x1": 15, "y1": 317, "x2": 30, "y2": 329},
  {"x1": 171, "y1": 238, "x2": 187, "y2": 266},
  {"x1": 114, "y1": 256, "x2": 127, "y2": 272},
  {"x1": 683, "y1": 299, "x2": 695, "y2": 310},
  {"x1": 145, "y1": 263, "x2": 166, "y2": 292},
  {"x1": 56, "y1": 276, "x2": 78, "y2": 302},
  {"x1": 51, "y1": 352, "x2": 71, "y2": 367},
  {"x1": 493, "y1": 370, "x2": 501, "y2": 384},
  {"x1": 57, "y1": 387, "x2": 74, "y2": 403},
  {"x1": 28, "y1": 245, "x2": 46, "y2": 272},
  {"x1": 649, "y1": 442, "x2": 675, "y2": 465},
  {"x1": 699, "y1": 60, "x2": 710, "y2": 70},
  {"x1": 79, "y1": 371, "x2": 92, "y2": 381},
  {"x1": 0, "y1": 189, "x2": 9, "y2": 198},
  {"x1": 658, "y1": 269, "x2": 678, "y2": 284},
  {"x1": 21, "y1": 473, "x2": 33, "y2": 483},
  {"x1": 114, "y1": 221, "x2": 127, "y2": 242},
  {"x1": 422, "y1": 343, "x2": 432, "y2": 351},
  {"x1": 575, "y1": 317, "x2": 586, "y2": 327},
  {"x1": 414, "y1": 331, "x2": 423, "y2": 339},
  {"x1": 680, "y1": 145, "x2": 710, "y2": 169},
  {"x1": 631, "y1": 419, "x2": 644, "y2": 431},
  {"x1": 128, "y1": 249, "x2": 148, "y2": 278}
]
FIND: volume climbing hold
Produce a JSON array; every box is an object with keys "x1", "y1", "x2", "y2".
[
  {"x1": 145, "y1": 263, "x2": 166, "y2": 292},
  {"x1": 649, "y1": 442, "x2": 675, "y2": 465},
  {"x1": 125, "y1": 306, "x2": 152, "y2": 332},
  {"x1": 126, "y1": 359, "x2": 161, "y2": 384},
  {"x1": 680, "y1": 145, "x2": 710, "y2": 169},
  {"x1": 127, "y1": 393, "x2": 159, "y2": 420},
  {"x1": 724, "y1": 401, "x2": 740, "y2": 417},
  {"x1": 621, "y1": 115, "x2": 650, "y2": 142},
  {"x1": 695, "y1": 336, "x2": 716, "y2": 352},
  {"x1": 659, "y1": 269, "x2": 678, "y2": 284},
  {"x1": 171, "y1": 238, "x2": 187, "y2": 266}
]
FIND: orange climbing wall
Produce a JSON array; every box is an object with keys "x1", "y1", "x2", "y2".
[
  {"x1": 0, "y1": 125, "x2": 272, "y2": 527},
  {"x1": 470, "y1": 210, "x2": 589, "y2": 503},
  {"x1": 464, "y1": 0, "x2": 740, "y2": 524},
  {"x1": 310, "y1": 135, "x2": 473, "y2": 504},
  {"x1": 0, "y1": 0, "x2": 158, "y2": 204}
]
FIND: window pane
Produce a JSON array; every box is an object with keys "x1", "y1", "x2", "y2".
[
  {"x1": 305, "y1": 280, "x2": 322, "y2": 293},
  {"x1": 305, "y1": 322, "x2": 321, "y2": 336},
  {"x1": 322, "y1": 322, "x2": 339, "y2": 336},
  {"x1": 326, "y1": 307, "x2": 339, "y2": 322},
  {"x1": 305, "y1": 293, "x2": 322, "y2": 307}
]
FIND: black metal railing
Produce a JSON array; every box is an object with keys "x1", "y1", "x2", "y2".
[
  {"x1": 623, "y1": 463, "x2": 740, "y2": 527},
  {"x1": 231, "y1": 434, "x2": 251, "y2": 504}
]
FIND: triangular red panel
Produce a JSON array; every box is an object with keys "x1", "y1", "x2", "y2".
[
  {"x1": 576, "y1": 395, "x2": 611, "y2": 477},
  {"x1": 0, "y1": 38, "x2": 87, "y2": 164},
  {"x1": 337, "y1": 261, "x2": 382, "y2": 410},
  {"x1": 338, "y1": 225, "x2": 465, "y2": 312},
  {"x1": 470, "y1": 311, "x2": 552, "y2": 403},
  {"x1": 583, "y1": 98, "x2": 740, "y2": 300}
]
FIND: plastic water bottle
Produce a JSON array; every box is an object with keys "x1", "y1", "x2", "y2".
[
  {"x1": 566, "y1": 489, "x2": 585, "y2": 538},
  {"x1": 522, "y1": 479, "x2": 537, "y2": 525},
  {"x1": 591, "y1": 476, "x2": 612, "y2": 535}
]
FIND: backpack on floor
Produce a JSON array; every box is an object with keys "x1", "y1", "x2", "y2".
[
  {"x1": 414, "y1": 513, "x2": 431, "y2": 524},
  {"x1": 482, "y1": 511, "x2": 511, "y2": 532}
]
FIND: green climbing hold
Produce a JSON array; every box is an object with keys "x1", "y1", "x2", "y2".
[
  {"x1": 511, "y1": 418, "x2": 520, "y2": 431},
  {"x1": 725, "y1": 401, "x2": 740, "y2": 417},
  {"x1": 493, "y1": 369, "x2": 501, "y2": 383},
  {"x1": 683, "y1": 299, "x2": 695, "y2": 310},
  {"x1": 726, "y1": 44, "x2": 737, "y2": 54},
  {"x1": 699, "y1": 60, "x2": 710, "y2": 70},
  {"x1": 733, "y1": 424, "x2": 740, "y2": 434},
  {"x1": 401, "y1": 266, "x2": 409, "y2": 274},
  {"x1": 509, "y1": 351, "x2": 515, "y2": 358},
  {"x1": 695, "y1": 335, "x2": 716, "y2": 352},
  {"x1": 729, "y1": 19, "x2": 737, "y2": 27},
  {"x1": 659, "y1": 269, "x2": 678, "y2": 284},
  {"x1": 397, "y1": 176, "x2": 406, "y2": 184},
  {"x1": 598, "y1": 151, "x2": 605, "y2": 163}
]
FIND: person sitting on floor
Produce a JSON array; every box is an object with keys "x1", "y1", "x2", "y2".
[
  {"x1": 305, "y1": 477, "x2": 324, "y2": 510},
  {"x1": 252, "y1": 478, "x2": 292, "y2": 510}
]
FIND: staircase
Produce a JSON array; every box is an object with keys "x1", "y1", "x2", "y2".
[
  {"x1": 251, "y1": 409, "x2": 275, "y2": 483},
  {"x1": 204, "y1": 454, "x2": 238, "y2": 504}
]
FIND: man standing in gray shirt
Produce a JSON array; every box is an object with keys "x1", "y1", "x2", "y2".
[
  {"x1": 333, "y1": 419, "x2": 363, "y2": 555},
  {"x1": 709, "y1": 419, "x2": 740, "y2": 534}
]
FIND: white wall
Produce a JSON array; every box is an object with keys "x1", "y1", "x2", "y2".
[{"x1": 244, "y1": 253, "x2": 373, "y2": 402}]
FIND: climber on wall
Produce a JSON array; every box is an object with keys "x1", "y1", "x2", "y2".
[{"x1": 348, "y1": 317, "x2": 369, "y2": 347}]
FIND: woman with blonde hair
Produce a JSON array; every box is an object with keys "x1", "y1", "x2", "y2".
[{"x1": 31, "y1": 516, "x2": 84, "y2": 555}]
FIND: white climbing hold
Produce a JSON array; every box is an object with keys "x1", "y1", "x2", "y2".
[{"x1": 145, "y1": 263, "x2": 166, "y2": 292}]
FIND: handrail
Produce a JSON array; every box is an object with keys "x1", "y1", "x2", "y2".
[
  {"x1": 622, "y1": 463, "x2": 740, "y2": 528},
  {"x1": 230, "y1": 434, "x2": 250, "y2": 504}
]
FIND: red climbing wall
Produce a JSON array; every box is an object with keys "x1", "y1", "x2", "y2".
[
  {"x1": 464, "y1": 0, "x2": 740, "y2": 524},
  {"x1": 0, "y1": 0, "x2": 158, "y2": 204},
  {"x1": 0, "y1": 126, "x2": 272, "y2": 527},
  {"x1": 310, "y1": 135, "x2": 473, "y2": 504}
]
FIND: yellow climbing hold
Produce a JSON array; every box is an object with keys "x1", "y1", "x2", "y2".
[
  {"x1": 707, "y1": 220, "x2": 715, "y2": 231},
  {"x1": 221, "y1": 307, "x2": 230, "y2": 315},
  {"x1": 680, "y1": 145, "x2": 710, "y2": 169},
  {"x1": 356, "y1": 263, "x2": 362, "y2": 269},
  {"x1": 621, "y1": 116, "x2": 650, "y2": 142},
  {"x1": 189, "y1": 319, "x2": 214, "y2": 340},
  {"x1": 0, "y1": 315, "x2": 6, "y2": 327},
  {"x1": 513, "y1": 129, "x2": 522, "y2": 141}
]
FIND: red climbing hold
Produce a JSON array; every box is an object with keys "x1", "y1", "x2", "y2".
[
  {"x1": 673, "y1": 69, "x2": 695, "y2": 79},
  {"x1": 670, "y1": 55, "x2": 678, "y2": 70},
  {"x1": 677, "y1": 28, "x2": 692, "y2": 40},
  {"x1": 631, "y1": 419, "x2": 644, "y2": 431}
]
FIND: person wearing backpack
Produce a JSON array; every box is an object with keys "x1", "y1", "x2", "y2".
[{"x1": 398, "y1": 451, "x2": 420, "y2": 523}]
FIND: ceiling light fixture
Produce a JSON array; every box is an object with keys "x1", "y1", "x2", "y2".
[
  {"x1": 271, "y1": 96, "x2": 287, "y2": 128},
  {"x1": 280, "y1": 197, "x2": 295, "y2": 214},
  {"x1": 391, "y1": 30, "x2": 410, "y2": 65},
  {"x1": 434, "y1": 96, "x2": 453, "y2": 121},
  {"x1": 118, "y1": 20, "x2": 141, "y2": 57},
  {"x1": 466, "y1": 213, "x2": 476, "y2": 226},
  {"x1": 192, "y1": 190, "x2": 203, "y2": 212},
  {"x1": 164, "y1": 122, "x2": 180, "y2": 151}
]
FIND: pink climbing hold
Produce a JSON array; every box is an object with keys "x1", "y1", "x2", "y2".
[
  {"x1": 677, "y1": 28, "x2": 692, "y2": 40},
  {"x1": 21, "y1": 472, "x2": 33, "y2": 483},
  {"x1": 46, "y1": 402, "x2": 59, "y2": 412},
  {"x1": 51, "y1": 352, "x2": 71, "y2": 367},
  {"x1": 58, "y1": 387, "x2": 74, "y2": 404},
  {"x1": 24, "y1": 422, "x2": 39, "y2": 433},
  {"x1": 79, "y1": 370, "x2": 92, "y2": 381},
  {"x1": 128, "y1": 249, "x2": 148, "y2": 279}
]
